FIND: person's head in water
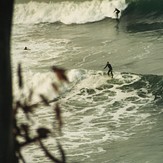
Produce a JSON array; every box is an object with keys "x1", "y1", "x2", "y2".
[{"x1": 24, "y1": 47, "x2": 31, "y2": 50}]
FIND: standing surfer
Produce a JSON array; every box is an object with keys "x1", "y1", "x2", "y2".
[
  {"x1": 104, "y1": 61, "x2": 113, "y2": 78},
  {"x1": 114, "y1": 8, "x2": 120, "y2": 19}
]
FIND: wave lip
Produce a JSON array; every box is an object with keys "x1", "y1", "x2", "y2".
[
  {"x1": 13, "y1": 0, "x2": 127, "y2": 24},
  {"x1": 125, "y1": 0, "x2": 163, "y2": 16}
]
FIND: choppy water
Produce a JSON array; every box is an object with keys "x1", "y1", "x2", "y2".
[{"x1": 12, "y1": 0, "x2": 163, "y2": 162}]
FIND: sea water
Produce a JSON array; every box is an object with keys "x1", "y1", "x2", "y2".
[{"x1": 12, "y1": 0, "x2": 163, "y2": 162}]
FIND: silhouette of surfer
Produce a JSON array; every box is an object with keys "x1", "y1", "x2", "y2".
[
  {"x1": 114, "y1": 8, "x2": 120, "y2": 19},
  {"x1": 104, "y1": 61, "x2": 113, "y2": 78},
  {"x1": 24, "y1": 47, "x2": 30, "y2": 50}
]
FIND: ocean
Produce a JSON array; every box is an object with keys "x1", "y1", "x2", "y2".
[{"x1": 12, "y1": 0, "x2": 163, "y2": 162}]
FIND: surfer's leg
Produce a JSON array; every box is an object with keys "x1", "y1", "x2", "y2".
[
  {"x1": 107, "y1": 70, "x2": 110, "y2": 76},
  {"x1": 108, "y1": 70, "x2": 111, "y2": 76},
  {"x1": 111, "y1": 71, "x2": 113, "y2": 78},
  {"x1": 116, "y1": 13, "x2": 118, "y2": 19}
]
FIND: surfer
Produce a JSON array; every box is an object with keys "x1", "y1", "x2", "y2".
[
  {"x1": 114, "y1": 8, "x2": 120, "y2": 19},
  {"x1": 24, "y1": 47, "x2": 30, "y2": 50},
  {"x1": 104, "y1": 61, "x2": 113, "y2": 78}
]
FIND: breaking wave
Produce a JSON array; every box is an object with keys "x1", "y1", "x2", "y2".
[
  {"x1": 13, "y1": 0, "x2": 127, "y2": 24},
  {"x1": 13, "y1": 0, "x2": 163, "y2": 25},
  {"x1": 13, "y1": 68, "x2": 163, "y2": 106}
]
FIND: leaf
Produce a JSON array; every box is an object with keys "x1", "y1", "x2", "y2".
[
  {"x1": 17, "y1": 63, "x2": 23, "y2": 89},
  {"x1": 52, "y1": 83, "x2": 59, "y2": 93},
  {"x1": 54, "y1": 103, "x2": 63, "y2": 130},
  {"x1": 57, "y1": 141, "x2": 66, "y2": 163},
  {"x1": 39, "y1": 94, "x2": 49, "y2": 106},
  {"x1": 39, "y1": 140, "x2": 62, "y2": 163},
  {"x1": 37, "y1": 128, "x2": 51, "y2": 139},
  {"x1": 28, "y1": 89, "x2": 33, "y2": 102},
  {"x1": 52, "y1": 66, "x2": 68, "y2": 82},
  {"x1": 21, "y1": 101, "x2": 36, "y2": 120},
  {"x1": 20, "y1": 124, "x2": 30, "y2": 141}
]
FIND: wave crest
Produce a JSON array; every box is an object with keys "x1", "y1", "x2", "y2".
[
  {"x1": 125, "y1": 0, "x2": 163, "y2": 15},
  {"x1": 14, "y1": 0, "x2": 127, "y2": 24}
]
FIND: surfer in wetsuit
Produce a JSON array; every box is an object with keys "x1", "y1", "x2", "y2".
[
  {"x1": 114, "y1": 8, "x2": 120, "y2": 19},
  {"x1": 104, "y1": 61, "x2": 113, "y2": 78},
  {"x1": 24, "y1": 46, "x2": 30, "y2": 50}
]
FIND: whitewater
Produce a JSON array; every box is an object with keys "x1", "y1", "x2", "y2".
[{"x1": 12, "y1": 0, "x2": 163, "y2": 162}]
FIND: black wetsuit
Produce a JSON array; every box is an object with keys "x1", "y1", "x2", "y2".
[
  {"x1": 104, "y1": 63, "x2": 113, "y2": 78},
  {"x1": 114, "y1": 8, "x2": 120, "y2": 19}
]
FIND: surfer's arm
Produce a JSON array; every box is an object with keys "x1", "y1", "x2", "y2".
[
  {"x1": 114, "y1": 8, "x2": 117, "y2": 12},
  {"x1": 104, "y1": 64, "x2": 107, "y2": 69}
]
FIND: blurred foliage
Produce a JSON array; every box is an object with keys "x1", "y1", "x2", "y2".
[{"x1": 13, "y1": 63, "x2": 68, "y2": 163}]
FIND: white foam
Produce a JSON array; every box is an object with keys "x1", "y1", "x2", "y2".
[
  {"x1": 67, "y1": 69, "x2": 87, "y2": 82},
  {"x1": 13, "y1": 69, "x2": 88, "y2": 104},
  {"x1": 13, "y1": 0, "x2": 128, "y2": 24},
  {"x1": 13, "y1": 71, "x2": 63, "y2": 103},
  {"x1": 15, "y1": 69, "x2": 155, "y2": 162}
]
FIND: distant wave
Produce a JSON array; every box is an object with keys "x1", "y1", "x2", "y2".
[{"x1": 13, "y1": 0, "x2": 127, "y2": 24}]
